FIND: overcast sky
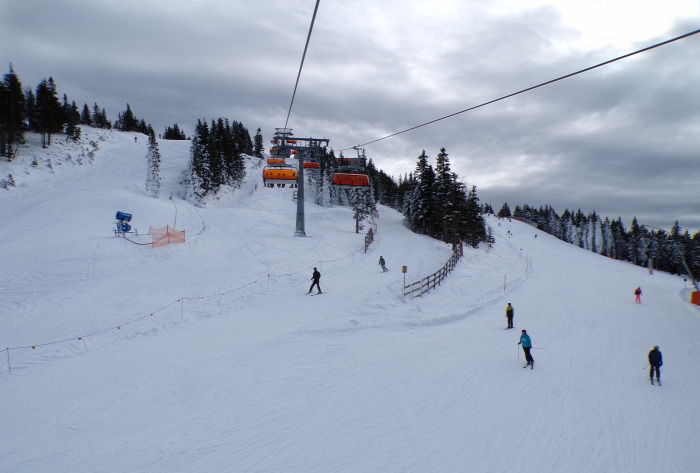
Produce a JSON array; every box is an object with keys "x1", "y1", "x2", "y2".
[{"x1": 3, "y1": 0, "x2": 699, "y2": 233}]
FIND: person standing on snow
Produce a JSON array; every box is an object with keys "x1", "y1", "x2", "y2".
[
  {"x1": 379, "y1": 256, "x2": 388, "y2": 272},
  {"x1": 506, "y1": 302, "x2": 514, "y2": 328},
  {"x1": 518, "y1": 329, "x2": 534, "y2": 369},
  {"x1": 648, "y1": 345, "x2": 662, "y2": 385},
  {"x1": 635, "y1": 286, "x2": 642, "y2": 304},
  {"x1": 308, "y1": 267, "x2": 322, "y2": 294}
]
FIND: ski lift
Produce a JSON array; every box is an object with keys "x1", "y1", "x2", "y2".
[
  {"x1": 332, "y1": 172, "x2": 369, "y2": 187},
  {"x1": 262, "y1": 166, "x2": 298, "y2": 188},
  {"x1": 269, "y1": 146, "x2": 290, "y2": 158},
  {"x1": 267, "y1": 157, "x2": 287, "y2": 165},
  {"x1": 332, "y1": 147, "x2": 369, "y2": 188}
]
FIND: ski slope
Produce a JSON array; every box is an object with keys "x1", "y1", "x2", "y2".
[{"x1": 1, "y1": 128, "x2": 699, "y2": 473}]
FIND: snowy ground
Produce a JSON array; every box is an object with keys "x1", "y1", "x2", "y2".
[{"x1": 1, "y1": 128, "x2": 699, "y2": 473}]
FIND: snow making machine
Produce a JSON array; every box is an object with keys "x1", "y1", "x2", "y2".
[{"x1": 114, "y1": 210, "x2": 133, "y2": 236}]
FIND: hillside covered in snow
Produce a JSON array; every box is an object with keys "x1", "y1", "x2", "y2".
[{"x1": 1, "y1": 128, "x2": 699, "y2": 473}]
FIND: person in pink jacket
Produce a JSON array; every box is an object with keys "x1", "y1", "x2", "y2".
[{"x1": 635, "y1": 287, "x2": 642, "y2": 304}]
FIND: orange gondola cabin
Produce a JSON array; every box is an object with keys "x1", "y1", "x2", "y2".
[
  {"x1": 263, "y1": 167, "x2": 298, "y2": 188},
  {"x1": 332, "y1": 172, "x2": 369, "y2": 187}
]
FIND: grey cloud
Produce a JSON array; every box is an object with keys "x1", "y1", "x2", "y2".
[{"x1": 2, "y1": 0, "x2": 698, "y2": 232}]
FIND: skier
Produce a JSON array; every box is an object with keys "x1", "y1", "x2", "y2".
[
  {"x1": 648, "y1": 345, "x2": 662, "y2": 385},
  {"x1": 379, "y1": 256, "x2": 388, "y2": 272},
  {"x1": 518, "y1": 329, "x2": 534, "y2": 369},
  {"x1": 308, "y1": 267, "x2": 322, "y2": 294},
  {"x1": 505, "y1": 302, "x2": 514, "y2": 328},
  {"x1": 635, "y1": 286, "x2": 642, "y2": 304}
]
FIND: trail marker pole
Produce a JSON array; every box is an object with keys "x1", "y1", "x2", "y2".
[{"x1": 402, "y1": 266, "x2": 407, "y2": 302}]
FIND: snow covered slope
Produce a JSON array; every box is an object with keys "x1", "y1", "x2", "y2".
[{"x1": 1, "y1": 128, "x2": 698, "y2": 473}]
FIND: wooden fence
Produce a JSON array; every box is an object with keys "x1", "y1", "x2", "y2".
[{"x1": 403, "y1": 246, "x2": 462, "y2": 299}]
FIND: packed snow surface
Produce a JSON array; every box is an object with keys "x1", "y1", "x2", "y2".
[{"x1": 1, "y1": 128, "x2": 699, "y2": 472}]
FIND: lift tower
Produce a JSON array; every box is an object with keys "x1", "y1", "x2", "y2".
[{"x1": 270, "y1": 128, "x2": 329, "y2": 237}]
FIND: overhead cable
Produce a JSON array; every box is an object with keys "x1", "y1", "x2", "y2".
[
  {"x1": 350, "y1": 27, "x2": 700, "y2": 149},
  {"x1": 284, "y1": 0, "x2": 322, "y2": 130}
]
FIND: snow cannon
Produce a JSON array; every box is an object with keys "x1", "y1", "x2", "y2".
[{"x1": 115, "y1": 211, "x2": 132, "y2": 235}]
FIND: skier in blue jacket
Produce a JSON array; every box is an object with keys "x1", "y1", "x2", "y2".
[{"x1": 518, "y1": 329, "x2": 534, "y2": 368}]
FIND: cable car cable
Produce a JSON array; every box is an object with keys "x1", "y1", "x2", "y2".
[
  {"x1": 284, "y1": 0, "x2": 321, "y2": 131},
  {"x1": 344, "y1": 27, "x2": 700, "y2": 150}
]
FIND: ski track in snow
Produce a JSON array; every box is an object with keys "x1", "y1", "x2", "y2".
[{"x1": 1, "y1": 128, "x2": 699, "y2": 472}]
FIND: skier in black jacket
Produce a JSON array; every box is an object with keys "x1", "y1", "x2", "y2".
[
  {"x1": 648, "y1": 345, "x2": 662, "y2": 385},
  {"x1": 308, "y1": 267, "x2": 322, "y2": 294}
]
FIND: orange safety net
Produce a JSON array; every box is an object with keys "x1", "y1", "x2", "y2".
[{"x1": 149, "y1": 225, "x2": 186, "y2": 248}]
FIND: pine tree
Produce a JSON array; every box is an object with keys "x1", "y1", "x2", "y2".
[
  {"x1": 412, "y1": 150, "x2": 435, "y2": 235},
  {"x1": 462, "y1": 184, "x2": 486, "y2": 247},
  {"x1": 253, "y1": 127, "x2": 264, "y2": 157},
  {"x1": 92, "y1": 103, "x2": 111, "y2": 129},
  {"x1": 185, "y1": 119, "x2": 212, "y2": 205},
  {"x1": 163, "y1": 123, "x2": 186, "y2": 140},
  {"x1": 611, "y1": 218, "x2": 627, "y2": 260},
  {"x1": 433, "y1": 147, "x2": 452, "y2": 242},
  {"x1": 63, "y1": 95, "x2": 81, "y2": 142},
  {"x1": 315, "y1": 148, "x2": 335, "y2": 206},
  {"x1": 0, "y1": 64, "x2": 27, "y2": 158},
  {"x1": 145, "y1": 127, "x2": 162, "y2": 198},
  {"x1": 115, "y1": 104, "x2": 140, "y2": 132},
  {"x1": 668, "y1": 221, "x2": 690, "y2": 276},
  {"x1": 231, "y1": 120, "x2": 253, "y2": 155},
  {"x1": 80, "y1": 103, "x2": 92, "y2": 125},
  {"x1": 208, "y1": 118, "x2": 228, "y2": 190},
  {"x1": 34, "y1": 77, "x2": 64, "y2": 148},
  {"x1": 497, "y1": 202, "x2": 512, "y2": 218},
  {"x1": 25, "y1": 89, "x2": 37, "y2": 132},
  {"x1": 599, "y1": 217, "x2": 612, "y2": 256},
  {"x1": 350, "y1": 188, "x2": 376, "y2": 233}
]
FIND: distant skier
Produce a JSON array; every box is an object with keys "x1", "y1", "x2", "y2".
[
  {"x1": 505, "y1": 303, "x2": 514, "y2": 328},
  {"x1": 379, "y1": 256, "x2": 388, "y2": 272},
  {"x1": 648, "y1": 345, "x2": 662, "y2": 385},
  {"x1": 518, "y1": 329, "x2": 534, "y2": 369},
  {"x1": 635, "y1": 286, "x2": 642, "y2": 304},
  {"x1": 308, "y1": 267, "x2": 322, "y2": 294}
]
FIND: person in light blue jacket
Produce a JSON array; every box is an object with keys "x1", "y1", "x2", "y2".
[{"x1": 518, "y1": 329, "x2": 534, "y2": 368}]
